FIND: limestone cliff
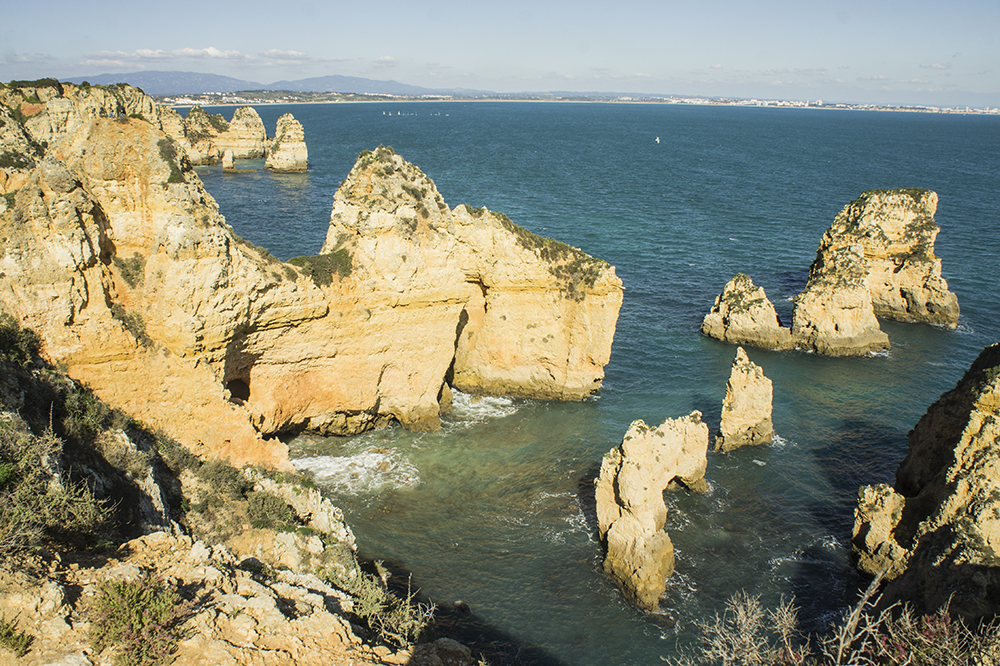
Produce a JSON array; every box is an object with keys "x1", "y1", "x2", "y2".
[
  {"x1": 852, "y1": 343, "x2": 1000, "y2": 619},
  {"x1": 0, "y1": 85, "x2": 621, "y2": 468},
  {"x1": 322, "y1": 146, "x2": 623, "y2": 404},
  {"x1": 265, "y1": 113, "x2": 308, "y2": 172},
  {"x1": 822, "y1": 189, "x2": 958, "y2": 328},
  {"x1": 595, "y1": 413, "x2": 708, "y2": 610},
  {"x1": 700, "y1": 274, "x2": 793, "y2": 350},
  {"x1": 716, "y1": 347, "x2": 774, "y2": 452}
]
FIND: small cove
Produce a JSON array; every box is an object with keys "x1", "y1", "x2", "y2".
[{"x1": 197, "y1": 101, "x2": 1000, "y2": 663}]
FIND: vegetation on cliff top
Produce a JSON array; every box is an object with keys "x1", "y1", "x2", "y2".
[{"x1": 287, "y1": 248, "x2": 354, "y2": 286}]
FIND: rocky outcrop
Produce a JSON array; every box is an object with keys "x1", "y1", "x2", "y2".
[
  {"x1": 320, "y1": 146, "x2": 623, "y2": 409},
  {"x1": 223, "y1": 106, "x2": 268, "y2": 159},
  {"x1": 265, "y1": 113, "x2": 308, "y2": 172},
  {"x1": 0, "y1": 87, "x2": 621, "y2": 468},
  {"x1": 176, "y1": 105, "x2": 269, "y2": 166},
  {"x1": 594, "y1": 413, "x2": 709, "y2": 610},
  {"x1": 852, "y1": 343, "x2": 1000, "y2": 620},
  {"x1": 703, "y1": 189, "x2": 956, "y2": 355},
  {"x1": 791, "y1": 243, "x2": 890, "y2": 356},
  {"x1": 700, "y1": 274, "x2": 793, "y2": 350},
  {"x1": 716, "y1": 347, "x2": 774, "y2": 452},
  {"x1": 822, "y1": 189, "x2": 959, "y2": 327}
]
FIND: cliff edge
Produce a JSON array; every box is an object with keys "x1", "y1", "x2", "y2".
[
  {"x1": 852, "y1": 343, "x2": 1000, "y2": 619},
  {"x1": 0, "y1": 83, "x2": 622, "y2": 468}
]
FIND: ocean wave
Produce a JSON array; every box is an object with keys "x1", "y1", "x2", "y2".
[{"x1": 293, "y1": 447, "x2": 419, "y2": 494}]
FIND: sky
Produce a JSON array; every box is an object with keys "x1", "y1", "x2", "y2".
[{"x1": 3, "y1": 0, "x2": 998, "y2": 107}]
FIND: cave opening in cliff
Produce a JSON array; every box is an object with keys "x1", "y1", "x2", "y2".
[{"x1": 227, "y1": 378, "x2": 250, "y2": 404}]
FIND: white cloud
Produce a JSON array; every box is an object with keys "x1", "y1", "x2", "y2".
[
  {"x1": 922, "y1": 62, "x2": 951, "y2": 70},
  {"x1": 709, "y1": 64, "x2": 723, "y2": 70},
  {"x1": 82, "y1": 47, "x2": 254, "y2": 66},
  {"x1": 374, "y1": 55, "x2": 397, "y2": 68}
]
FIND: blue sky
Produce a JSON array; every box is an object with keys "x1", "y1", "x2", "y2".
[{"x1": 3, "y1": 0, "x2": 998, "y2": 107}]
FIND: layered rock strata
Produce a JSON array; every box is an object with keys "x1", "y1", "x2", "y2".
[
  {"x1": 595, "y1": 413, "x2": 709, "y2": 610},
  {"x1": 852, "y1": 343, "x2": 1000, "y2": 619},
  {"x1": 700, "y1": 274, "x2": 793, "y2": 350},
  {"x1": 0, "y1": 84, "x2": 622, "y2": 468},
  {"x1": 822, "y1": 189, "x2": 959, "y2": 327},
  {"x1": 265, "y1": 113, "x2": 308, "y2": 172},
  {"x1": 716, "y1": 347, "x2": 774, "y2": 452}
]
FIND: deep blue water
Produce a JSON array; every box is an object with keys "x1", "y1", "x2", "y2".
[{"x1": 196, "y1": 102, "x2": 1000, "y2": 664}]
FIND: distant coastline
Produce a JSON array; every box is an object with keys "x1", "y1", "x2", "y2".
[{"x1": 159, "y1": 89, "x2": 1000, "y2": 116}]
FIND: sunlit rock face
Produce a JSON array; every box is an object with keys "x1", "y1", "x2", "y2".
[
  {"x1": 0, "y1": 86, "x2": 622, "y2": 469},
  {"x1": 595, "y1": 413, "x2": 709, "y2": 611},
  {"x1": 715, "y1": 347, "x2": 774, "y2": 452}
]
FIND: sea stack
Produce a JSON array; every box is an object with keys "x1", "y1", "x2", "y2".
[
  {"x1": 716, "y1": 347, "x2": 774, "y2": 452},
  {"x1": 595, "y1": 413, "x2": 709, "y2": 610},
  {"x1": 822, "y1": 189, "x2": 959, "y2": 328},
  {"x1": 701, "y1": 274, "x2": 793, "y2": 350},
  {"x1": 791, "y1": 243, "x2": 890, "y2": 356},
  {"x1": 853, "y1": 342, "x2": 1000, "y2": 619},
  {"x1": 701, "y1": 189, "x2": 956, "y2": 355},
  {"x1": 266, "y1": 113, "x2": 308, "y2": 172}
]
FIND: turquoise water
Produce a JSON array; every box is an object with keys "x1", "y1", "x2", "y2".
[{"x1": 197, "y1": 103, "x2": 1000, "y2": 664}]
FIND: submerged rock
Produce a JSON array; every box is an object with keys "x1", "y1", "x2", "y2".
[
  {"x1": 716, "y1": 347, "x2": 774, "y2": 452},
  {"x1": 595, "y1": 412, "x2": 709, "y2": 610},
  {"x1": 265, "y1": 113, "x2": 308, "y2": 172},
  {"x1": 700, "y1": 274, "x2": 793, "y2": 350},
  {"x1": 852, "y1": 342, "x2": 1000, "y2": 619}
]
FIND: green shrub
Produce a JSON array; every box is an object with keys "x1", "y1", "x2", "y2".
[
  {"x1": 0, "y1": 614, "x2": 32, "y2": 657},
  {"x1": 246, "y1": 490, "x2": 296, "y2": 530},
  {"x1": 88, "y1": 573, "x2": 192, "y2": 666},
  {"x1": 113, "y1": 253, "x2": 146, "y2": 289},
  {"x1": 0, "y1": 418, "x2": 107, "y2": 555},
  {"x1": 195, "y1": 459, "x2": 250, "y2": 498},
  {"x1": 0, "y1": 151, "x2": 30, "y2": 169},
  {"x1": 2, "y1": 191, "x2": 15, "y2": 210},
  {"x1": 325, "y1": 558, "x2": 435, "y2": 648},
  {"x1": 0, "y1": 312, "x2": 41, "y2": 365},
  {"x1": 110, "y1": 304, "x2": 152, "y2": 347},
  {"x1": 156, "y1": 138, "x2": 184, "y2": 184},
  {"x1": 287, "y1": 249, "x2": 353, "y2": 287}
]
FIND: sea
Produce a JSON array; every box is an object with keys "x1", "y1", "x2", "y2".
[{"x1": 194, "y1": 101, "x2": 1000, "y2": 665}]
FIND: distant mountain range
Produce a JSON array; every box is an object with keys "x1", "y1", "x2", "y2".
[{"x1": 61, "y1": 70, "x2": 493, "y2": 98}]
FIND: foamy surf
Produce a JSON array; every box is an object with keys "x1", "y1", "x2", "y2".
[
  {"x1": 445, "y1": 390, "x2": 520, "y2": 427},
  {"x1": 293, "y1": 447, "x2": 419, "y2": 494}
]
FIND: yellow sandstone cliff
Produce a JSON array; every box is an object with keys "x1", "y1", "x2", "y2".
[{"x1": 0, "y1": 82, "x2": 622, "y2": 468}]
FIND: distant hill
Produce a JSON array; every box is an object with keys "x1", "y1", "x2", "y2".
[
  {"x1": 61, "y1": 70, "x2": 493, "y2": 98},
  {"x1": 265, "y1": 75, "x2": 435, "y2": 96},
  {"x1": 62, "y1": 71, "x2": 264, "y2": 95}
]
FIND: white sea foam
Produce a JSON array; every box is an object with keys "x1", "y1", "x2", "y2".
[
  {"x1": 445, "y1": 389, "x2": 519, "y2": 427},
  {"x1": 293, "y1": 447, "x2": 419, "y2": 494}
]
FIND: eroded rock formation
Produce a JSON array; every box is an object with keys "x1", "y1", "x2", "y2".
[
  {"x1": 791, "y1": 243, "x2": 890, "y2": 356},
  {"x1": 716, "y1": 347, "x2": 774, "y2": 452},
  {"x1": 852, "y1": 343, "x2": 1000, "y2": 619},
  {"x1": 595, "y1": 413, "x2": 709, "y2": 610},
  {"x1": 177, "y1": 105, "x2": 269, "y2": 165},
  {"x1": 703, "y1": 188, "x2": 955, "y2": 356},
  {"x1": 0, "y1": 84, "x2": 622, "y2": 468},
  {"x1": 823, "y1": 189, "x2": 959, "y2": 327},
  {"x1": 265, "y1": 113, "x2": 308, "y2": 172},
  {"x1": 701, "y1": 274, "x2": 793, "y2": 350}
]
